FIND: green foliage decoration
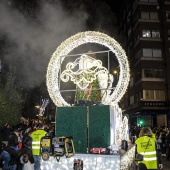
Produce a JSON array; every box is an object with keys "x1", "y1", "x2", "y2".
[
  {"x1": 0, "y1": 71, "x2": 23, "y2": 127},
  {"x1": 75, "y1": 67, "x2": 102, "y2": 102}
]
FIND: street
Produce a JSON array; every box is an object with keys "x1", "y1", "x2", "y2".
[{"x1": 161, "y1": 157, "x2": 170, "y2": 170}]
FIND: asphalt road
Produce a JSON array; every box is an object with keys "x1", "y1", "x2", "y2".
[{"x1": 161, "y1": 156, "x2": 170, "y2": 170}]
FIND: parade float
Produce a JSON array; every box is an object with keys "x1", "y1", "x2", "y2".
[{"x1": 42, "y1": 31, "x2": 136, "y2": 170}]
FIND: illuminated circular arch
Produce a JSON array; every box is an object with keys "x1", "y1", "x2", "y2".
[{"x1": 46, "y1": 31, "x2": 130, "y2": 106}]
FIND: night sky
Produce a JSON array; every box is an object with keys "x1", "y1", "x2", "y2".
[
  {"x1": 0, "y1": 0, "x2": 122, "y2": 91},
  {"x1": 104, "y1": 0, "x2": 123, "y2": 15}
]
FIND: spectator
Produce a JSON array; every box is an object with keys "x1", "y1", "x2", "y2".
[
  {"x1": 161, "y1": 130, "x2": 167, "y2": 156},
  {"x1": 17, "y1": 130, "x2": 34, "y2": 170},
  {"x1": 0, "y1": 142, "x2": 6, "y2": 168},
  {"x1": 0, "y1": 142, "x2": 10, "y2": 170},
  {"x1": 17, "y1": 148, "x2": 34, "y2": 170},
  {"x1": 165, "y1": 129, "x2": 170, "y2": 161},
  {"x1": 1, "y1": 123, "x2": 13, "y2": 146},
  {"x1": 1, "y1": 126, "x2": 20, "y2": 170},
  {"x1": 7, "y1": 127, "x2": 20, "y2": 170},
  {"x1": 135, "y1": 127, "x2": 163, "y2": 170},
  {"x1": 20, "y1": 154, "x2": 34, "y2": 170},
  {"x1": 31, "y1": 123, "x2": 47, "y2": 170},
  {"x1": 156, "y1": 131, "x2": 162, "y2": 155}
]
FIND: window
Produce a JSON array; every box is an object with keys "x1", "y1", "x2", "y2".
[
  {"x1": 155, "y1": 90, "x2": 165, "y2": 100},
  {"x1": 142, "y1": 30, "x2": 151, "y2": 37},
  {"x1": 144, "y1": 90, "x2": 153, "y2": 99},
  {"x1": 143, "y1": 49, "x2": 152, "y2": 57},
  {"x1": 142, "y1": 30, "x2": 160, "y2": 38},
  {"x1": 153, "y1": 49, "x2": 162, "y2": 57},
  {"x1": 168, "y1": 30, "x2": 170, "y2": 38},
  {"x1": 141, "y1": 12, "x2": 158, "y2": 20},
  {"x1": 166, "y1": 11, "x2": 170, "y2": 19},
  {"x1": 143, "y1": 90, "x2": 165, "y2": 100},
  {"x1": 143, "y1": 69, "x2": 163, "y2": 78},
  {"x1": 141, "y1": 12, "x2": 149, "y2": 19},
  {"x1": 152, "y1": 30, "x2": 160, "y2": 38},
  {"x1": 130, "y1": 95, "x2": 134, "y2": 104},
  {"x1": 142, "y1": 48, "x2": 162, "y2": 57},
  {"x1": 150, "y1": 12, "x2": 158, "y2": 19}
]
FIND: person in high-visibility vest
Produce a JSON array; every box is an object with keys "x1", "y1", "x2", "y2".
[
  {"x1": 31, "y1": 123, "x2": 47, "y2": 170},
  {"x1": 135, "y1": 127, "x2": 163, "y2": 170}
]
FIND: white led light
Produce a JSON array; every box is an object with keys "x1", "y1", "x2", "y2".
[
  {"x1": 46, "y1": 31, "x2": 130, "y2": 106},
  {"x1": 40, "y1": 147, "x2": 135, "y2": 170},
  {"x1": 60, "y1": 54, "x2": 109, "y2": 90}
]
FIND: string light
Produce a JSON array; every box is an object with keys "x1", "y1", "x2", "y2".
[
  {"x1": 60, "y1": 54, "x2": 109, "y2": 90},
  {"x1": 46, "y1": 31, "x2": 130, "y2": 107},
  {"x1": 41, "y1": 146, "x2": 135, "y2": 170},
  {"x1": 45, "y1": 31, "x2": 132, "y2": 170}
]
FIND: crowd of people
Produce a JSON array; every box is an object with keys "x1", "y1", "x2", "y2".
[
  {"x1": 0, "y1": 117, "x2": 55, "y2": 170},
  {"x1": 0, "y1": 117, "x2": 170, "y2": 170}
]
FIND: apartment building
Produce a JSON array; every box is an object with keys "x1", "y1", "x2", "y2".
[{"x1": 118, "y1": 0, "x2": 170, "y2": 127}]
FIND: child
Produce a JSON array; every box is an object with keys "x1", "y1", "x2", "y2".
[{"x1": 20, "y1": 154, "x2": 34, "y2": 170}]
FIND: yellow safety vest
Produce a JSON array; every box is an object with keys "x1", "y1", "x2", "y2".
[
  {"x1": 135, "y1": 136, "x2": 157, "y2": 169},
  {"x1": 31, "y1": 129, "x2": 47, "y2": 156}
]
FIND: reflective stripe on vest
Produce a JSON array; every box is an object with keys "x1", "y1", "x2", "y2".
[
  {"x1": 32, "y1": 141, "x2": 41, "y2": 144},
  {"x1": 139, "y1": 151, "x2": 157, "y2": 161},
  {"x1": 140, "y1": 151, "x2": 156, "y2": 155},
  {"x1": 144, "y1": 157, "x2": 157, "y2": 161},
  {"x1": 32, "y1": 146, "x2": 41, "y2": 149}
]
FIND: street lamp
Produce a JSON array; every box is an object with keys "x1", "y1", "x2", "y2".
[
  {"x1": 35, "y1": 105, "x2": 40, "y2": 109},
  {"x1": 113, "y1": 70, "x2": 119, "y2": 81}
]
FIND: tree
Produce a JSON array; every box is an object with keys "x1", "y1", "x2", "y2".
[{"x1": 0, "y1": 70, "x2": 23, "y2": 126}]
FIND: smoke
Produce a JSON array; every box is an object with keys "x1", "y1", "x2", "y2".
[
  {"x1": 0, "y1": 0, "x2": 117, "y2": 89},
  {"x1": 0, "y1": 0, "x2": 87, "y2": 88}
]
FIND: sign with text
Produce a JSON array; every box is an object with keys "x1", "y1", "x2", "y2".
[{"x1": 142, "y1": 101, "x2": 167, "y2": 107}]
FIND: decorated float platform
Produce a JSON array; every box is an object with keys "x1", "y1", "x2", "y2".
[
  {"x1": 41, "y1": 31, "x2": 136, "y2": 169},
  {"x1": 41, "y1": 104, "x2": 136, "y2": 170},
  {"x1": 41, "y1": 145, "x2": 136, "y2": 170}
]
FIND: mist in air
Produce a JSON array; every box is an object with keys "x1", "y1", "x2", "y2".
[{"x1": 0, "y1": 0, "x2": 117, "y2": 89}]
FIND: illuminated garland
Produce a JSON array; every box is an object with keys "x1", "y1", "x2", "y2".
[
  {"x1": 41, "y1": 146, "x2": 135, "y2": 169},
  {"x1": 60, "y1": 54, "x2": 109, "y2": 90},
  {"x1": 46, "y1": 31, "x2": 130, "y2": 106}
]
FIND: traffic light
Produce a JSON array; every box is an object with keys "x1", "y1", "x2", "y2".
[
  {"x1": 138, "y1": 116, "x2": 144, "y2": 127},
  {"x1": 139, "y1": 119, "x2": 144, "y2": 125}
]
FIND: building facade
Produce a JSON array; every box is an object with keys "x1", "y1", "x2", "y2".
[{"x1": 118, "y1": 0, "x2": 170, "y2": 127}]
